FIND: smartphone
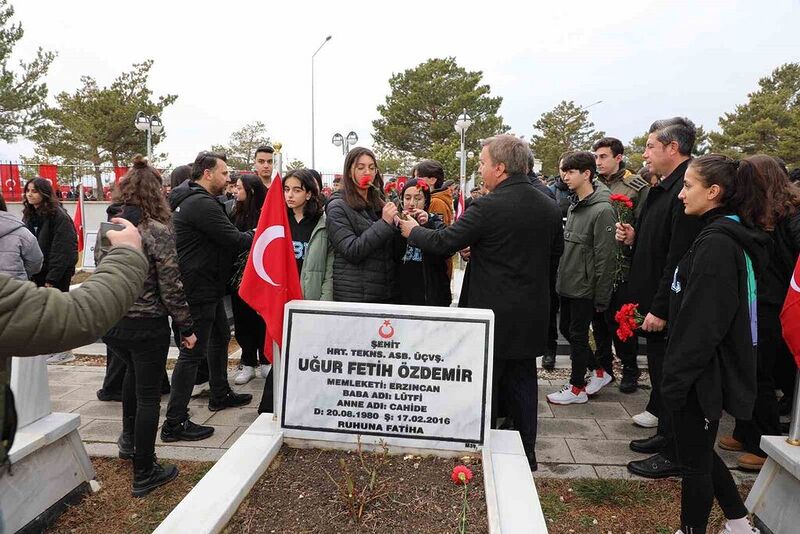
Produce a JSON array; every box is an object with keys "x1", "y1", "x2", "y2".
[{"x1": 99, "y1": 221, "x2": 125, "y2": 250}]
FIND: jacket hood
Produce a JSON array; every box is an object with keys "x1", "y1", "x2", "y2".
[
  {"x1": 703, "y1": 211, "x2": 772, "y2": 277},
  {"x1": 572, "y1": 180, "x2": 611, "y2": 207},
  {"x1": 0, "y1": 211, "x2": 24, "y2": 240},
  {"x1": 169, "y1": 180, "x2": 208, "y2": 211}
]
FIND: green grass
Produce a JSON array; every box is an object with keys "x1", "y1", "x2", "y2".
[
  {"x1": 571, "y1": 478, "x2": 655, "y2": 507},
  {"x1": 538, "y1": 492, "x2": 567, "y2": 521}
]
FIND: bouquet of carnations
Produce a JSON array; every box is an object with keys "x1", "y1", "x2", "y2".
[
  {"x1": 615, "y1": 302, "x2": 644, "y2": 342},
  {"x1": 609, "y1": 193, "x2": 634, "y2": 288}
]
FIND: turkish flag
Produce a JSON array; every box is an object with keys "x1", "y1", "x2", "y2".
[
  {"x1": 74, "y1": 185, "x2": 84, "y2": 252},
  {"x1": 238, "y1": 174, "x2": 303, "y2": 363},
  {"x1": 114, "y1": 166, "x2": 128, "y2": 184},
  {"x1": 38, "y1": 164, "x2": 59, "y2": 192},
  {"x1": 780, "y1": 254, "x2": 800, "y2": 367},
  {"x1": 0, "y1": 163, "x2": 21, "y2": 201}
]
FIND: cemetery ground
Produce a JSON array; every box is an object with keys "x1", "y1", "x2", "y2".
[{"x1": 42, "y1": 348, "x2": 759, "y2": 533}]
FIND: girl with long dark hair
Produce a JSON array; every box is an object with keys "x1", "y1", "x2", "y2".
[
  {"x1": 393, "y1": 178, "x2": 451, "y2": 306},
  {"x1": 325, "y1": 147, "x2": 398, "y2": 303},
  {"x1": 230, "y1": 174, "x2": 268, "y2": 385},
  {"x1": 22, "y1": 178, "x2": 77, "y2": 291},
  {"x1": 717, "y1": 155, "x2": 800, "y2": 472},
  {"x1": 96, "y1": 156, "x2": 196, "y2": 497},
  {"x1": 284, "y1": 168, "x2": 332, "y2": 299},
  {"x1": 664, "y1": 154, "x2": 771, "y2": 534}
]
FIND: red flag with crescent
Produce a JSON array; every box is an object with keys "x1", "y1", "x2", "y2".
[
  {"x1": 74, "y1": 185, "x2": 84, "y2": 252},
  {"x1": 238, "y1": 174, "x2": 303, "y2": 363},
  {"x1": 780, "y1": 254, "x2": 800, "y2": 367}
]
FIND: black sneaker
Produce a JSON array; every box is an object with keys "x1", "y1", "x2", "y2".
[
  {"x1": 160, "y1": 419, "x2": 214, "y2": 442},
  {"x1": 619, "y1": 374, "x2": 639, "y2": 394},
  {"x1": 133, "y1": 458, "x2": 179, "y2": 497},
  {"x1": 208, "y1": 391, "x2": 253, "y2": 412},
  {"x1": 541, "y1": 351, "x2": 556, "y2": 371}
]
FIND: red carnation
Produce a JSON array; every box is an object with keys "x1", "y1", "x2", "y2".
[
  {"x1": 384, "y1": 181, "x2": 396, "y2": 193},
  {"x1": 358, "y1": 175, "x2": 373, "y2": 189},
  {"x1": 614, "y1": 302, "x2": 644, "y2": 341},
  {"x1": 417, "y1": 181, "x2": 429, "y2": 192},
  {"x1": 610, "y1": 193, "x2": 634, "y2": 209},
  {"x1": 451, "y1": 465, "x2": 473, "y2": 485}
]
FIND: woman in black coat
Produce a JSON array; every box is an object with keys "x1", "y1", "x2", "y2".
[
  {"x1": 22, "y1": 178, "x2": 77, "y2": 291},
  {"x1": 326, "y1": 147, "x2": 398, "y2": 303},
  {"x1": 663, "y1": 155, "x2": 771, "y2": 534}
]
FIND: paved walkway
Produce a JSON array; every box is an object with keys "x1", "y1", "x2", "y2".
[{"x1": 46, "y1": 354, "x2": 756, "y2": 482}]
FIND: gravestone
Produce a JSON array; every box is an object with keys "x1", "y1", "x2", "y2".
[
  {"x1": 157, "y1": 301, "x2": 548, "y2": 533},
  {"x1": 1, "y1": 356, "x2": 95, "y2": 533}
]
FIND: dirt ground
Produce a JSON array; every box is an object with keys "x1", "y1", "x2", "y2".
[{"x1": 225, "y1": 445, "x2": 488, "y2": 534}]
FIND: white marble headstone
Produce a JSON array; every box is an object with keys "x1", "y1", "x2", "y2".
[{"x1": 277, "y1": 301, "x2": 494, "y2": 452}]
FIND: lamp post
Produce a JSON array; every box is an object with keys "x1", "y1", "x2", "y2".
[
  {"x1": 332, "y1": 131, "x2": 358, "y2": 156},
  {"x1": 454, "y1": 109, "x2": 473, "y2": 205},
  {"x1": 134, "y1": 111, "x2": 163, "y2": 161},
  {"x1": 311, "y1": 35, "x2": 332, "y2": 170}
]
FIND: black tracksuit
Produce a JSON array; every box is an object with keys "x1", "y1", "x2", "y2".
[{"x1": 661, "y1": 209, "x2": 770, "y2": 531}]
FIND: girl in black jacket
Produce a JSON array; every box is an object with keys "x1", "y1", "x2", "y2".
[
  {"x1": 665, "y1": 155, "x2": 771, "y2": 534},
  {"x1": 393, "y1": 179, "x2": 451, "y2": 306},
  {"x1": 326, "y1": 147, "x2": 398, "y2": 303},
  {"x1": 22, "y1": 178, "x2": 77, "y2": 291},
  {"x1": 720, "y1": 156, "x2": 800, "y2": 471}
]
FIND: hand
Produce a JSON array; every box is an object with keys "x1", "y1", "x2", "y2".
[
  {"x1": 44, "y1": 282, "x2": 53, "y2": 288},
  {"x1": 641, "y1": 313, "x2": 667, "y2": 333},
  {"x1": 615, "y1": 222, "x2": 635, "y2": 246},
  {"x1": 459, "y1": 247, "x2": 471, "y2": 261},
  {"x1": 108, "y1": 218, "x2": 143, "y2": 251},
  {"x1": 382, "y1": 202, "x2": 398, "y2": 224},
  {"x1": 411, "y1": 209, "x2": 429, "y2": 226},
  {"x1": 398, "y1": 215, "x2": 419, "y2": 238},
  {"x1": 181, "y1": 334, "x2": 197, "y2": 349}
]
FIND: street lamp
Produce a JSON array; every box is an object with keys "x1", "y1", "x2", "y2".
[
  {"x1": 311, "y1": 35, "x2": 332, "y2": 169},
  {"x1": 134, "y1": 111, "x2": 163, "y2": 161},
  {"x1": 332, "y1": 131, "x2": 358, "y2": 155},
  {"x1": 454, "y1": 109, "x2": 473, "y2": 199}
]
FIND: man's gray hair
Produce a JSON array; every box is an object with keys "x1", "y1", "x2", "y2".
[
  {"x1": 649, "y1": 117, "x2": 696, "y2": 157},
  {"x1": 481, "y1": 135, "x2": 531, "y2": 175}
]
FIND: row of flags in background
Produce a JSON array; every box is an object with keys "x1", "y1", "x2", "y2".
[{"x1": 0, "y1": 163, "x2": 130, "y2": 201}]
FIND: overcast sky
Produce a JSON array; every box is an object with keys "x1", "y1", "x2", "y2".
[{"x1": 2, "y1": 0, "x2": 798, "y2": 174}]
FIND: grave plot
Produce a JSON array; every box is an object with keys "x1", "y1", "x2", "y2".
[{"x1": 156, "y1": 301, "x2": 547, "y2": 534}]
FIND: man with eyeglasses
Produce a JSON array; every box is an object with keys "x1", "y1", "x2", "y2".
[{"x1": 161, "y1": 151, "x2": 255, "y2": 443}]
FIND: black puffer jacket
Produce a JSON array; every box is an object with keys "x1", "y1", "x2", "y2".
[
  {"x1": 759, "y1": 211, "x2": 800, "y2": 321},
  {"x1": 325, "y1": 192, "x2": 396, "y2": 303},
  {"x1": 24, "y1": 206, "x2": 77, "y2": 290},
  {"x1": 169, "y1": 181, "x2": 253, "y2": 305}
]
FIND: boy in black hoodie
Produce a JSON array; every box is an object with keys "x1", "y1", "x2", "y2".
[{"x1": 663, "y1": 155, "x2": 769, "y2": 534}]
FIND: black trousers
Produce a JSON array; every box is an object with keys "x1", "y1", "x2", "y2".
[
  {"x1": 733, "y1": 322, "x2": 785, "y2": 456},
  {"x1": 231, "y1": 292, "x2": 267, "y2": 367},
  {"x1": 166, "y1": 300, "x2": 232, "y2": 424},
  {"x1": 590, "y1": 285, "x2": 639, "y2": 377},
  {"x1": 99, "y1": 345, "x2": 170, "y2": 396},
  {"x1": 559, "y1": 296, "x2": 596, "y2": 388},
  {"x1": 547, "y1": 278, "x2": 559, "y2": 355},
  {"x1": 490, "y1": 359, "x2": 538, "y2": 453},
  {"x1": 673, "y1": 389, "x2": 748, "y2": 532},
  {"x1": 104, "y1": 318, "x2": 171, "y2": 460}
]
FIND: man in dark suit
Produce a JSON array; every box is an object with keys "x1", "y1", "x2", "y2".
[{"x1": 399, "y1": 134, "x2": 564, "y2": 470}]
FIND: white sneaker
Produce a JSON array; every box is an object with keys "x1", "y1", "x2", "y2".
[
  {"x1": 632, "y1": 410, "x2": 659, "y2": 428},
  {"x1": 46, "y1": 351, "x2": 75, "y2": 365},
  {"x1": 547, "y1": 384, "x2": 588, "y2": 405},
  {"x1": 720, "y1": 519, "x2": 760, "y2": 533},
  {"x1": 234, "y1": 365, "x2": 256, "y2": 385},
  {"x1": 585, "y1": 369, "x2": 613, "y2": 395},
  {"x1": 260, "y1": 364, "x2": 272, "y2": 379}
]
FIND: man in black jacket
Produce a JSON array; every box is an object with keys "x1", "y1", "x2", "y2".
[
  {"x1": 399, "y1": 135, "x2": 564, "y2": 471},
  {"x1": 161, "y1": 152, "x2": 255, "y2": 443},
  {"x1": 616, "y1": 117, "x2": 704, "y2": 478}
]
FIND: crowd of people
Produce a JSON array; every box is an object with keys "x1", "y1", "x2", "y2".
[{"x1": 1, "y1": 114, "x2": 799, "y2": 534}]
